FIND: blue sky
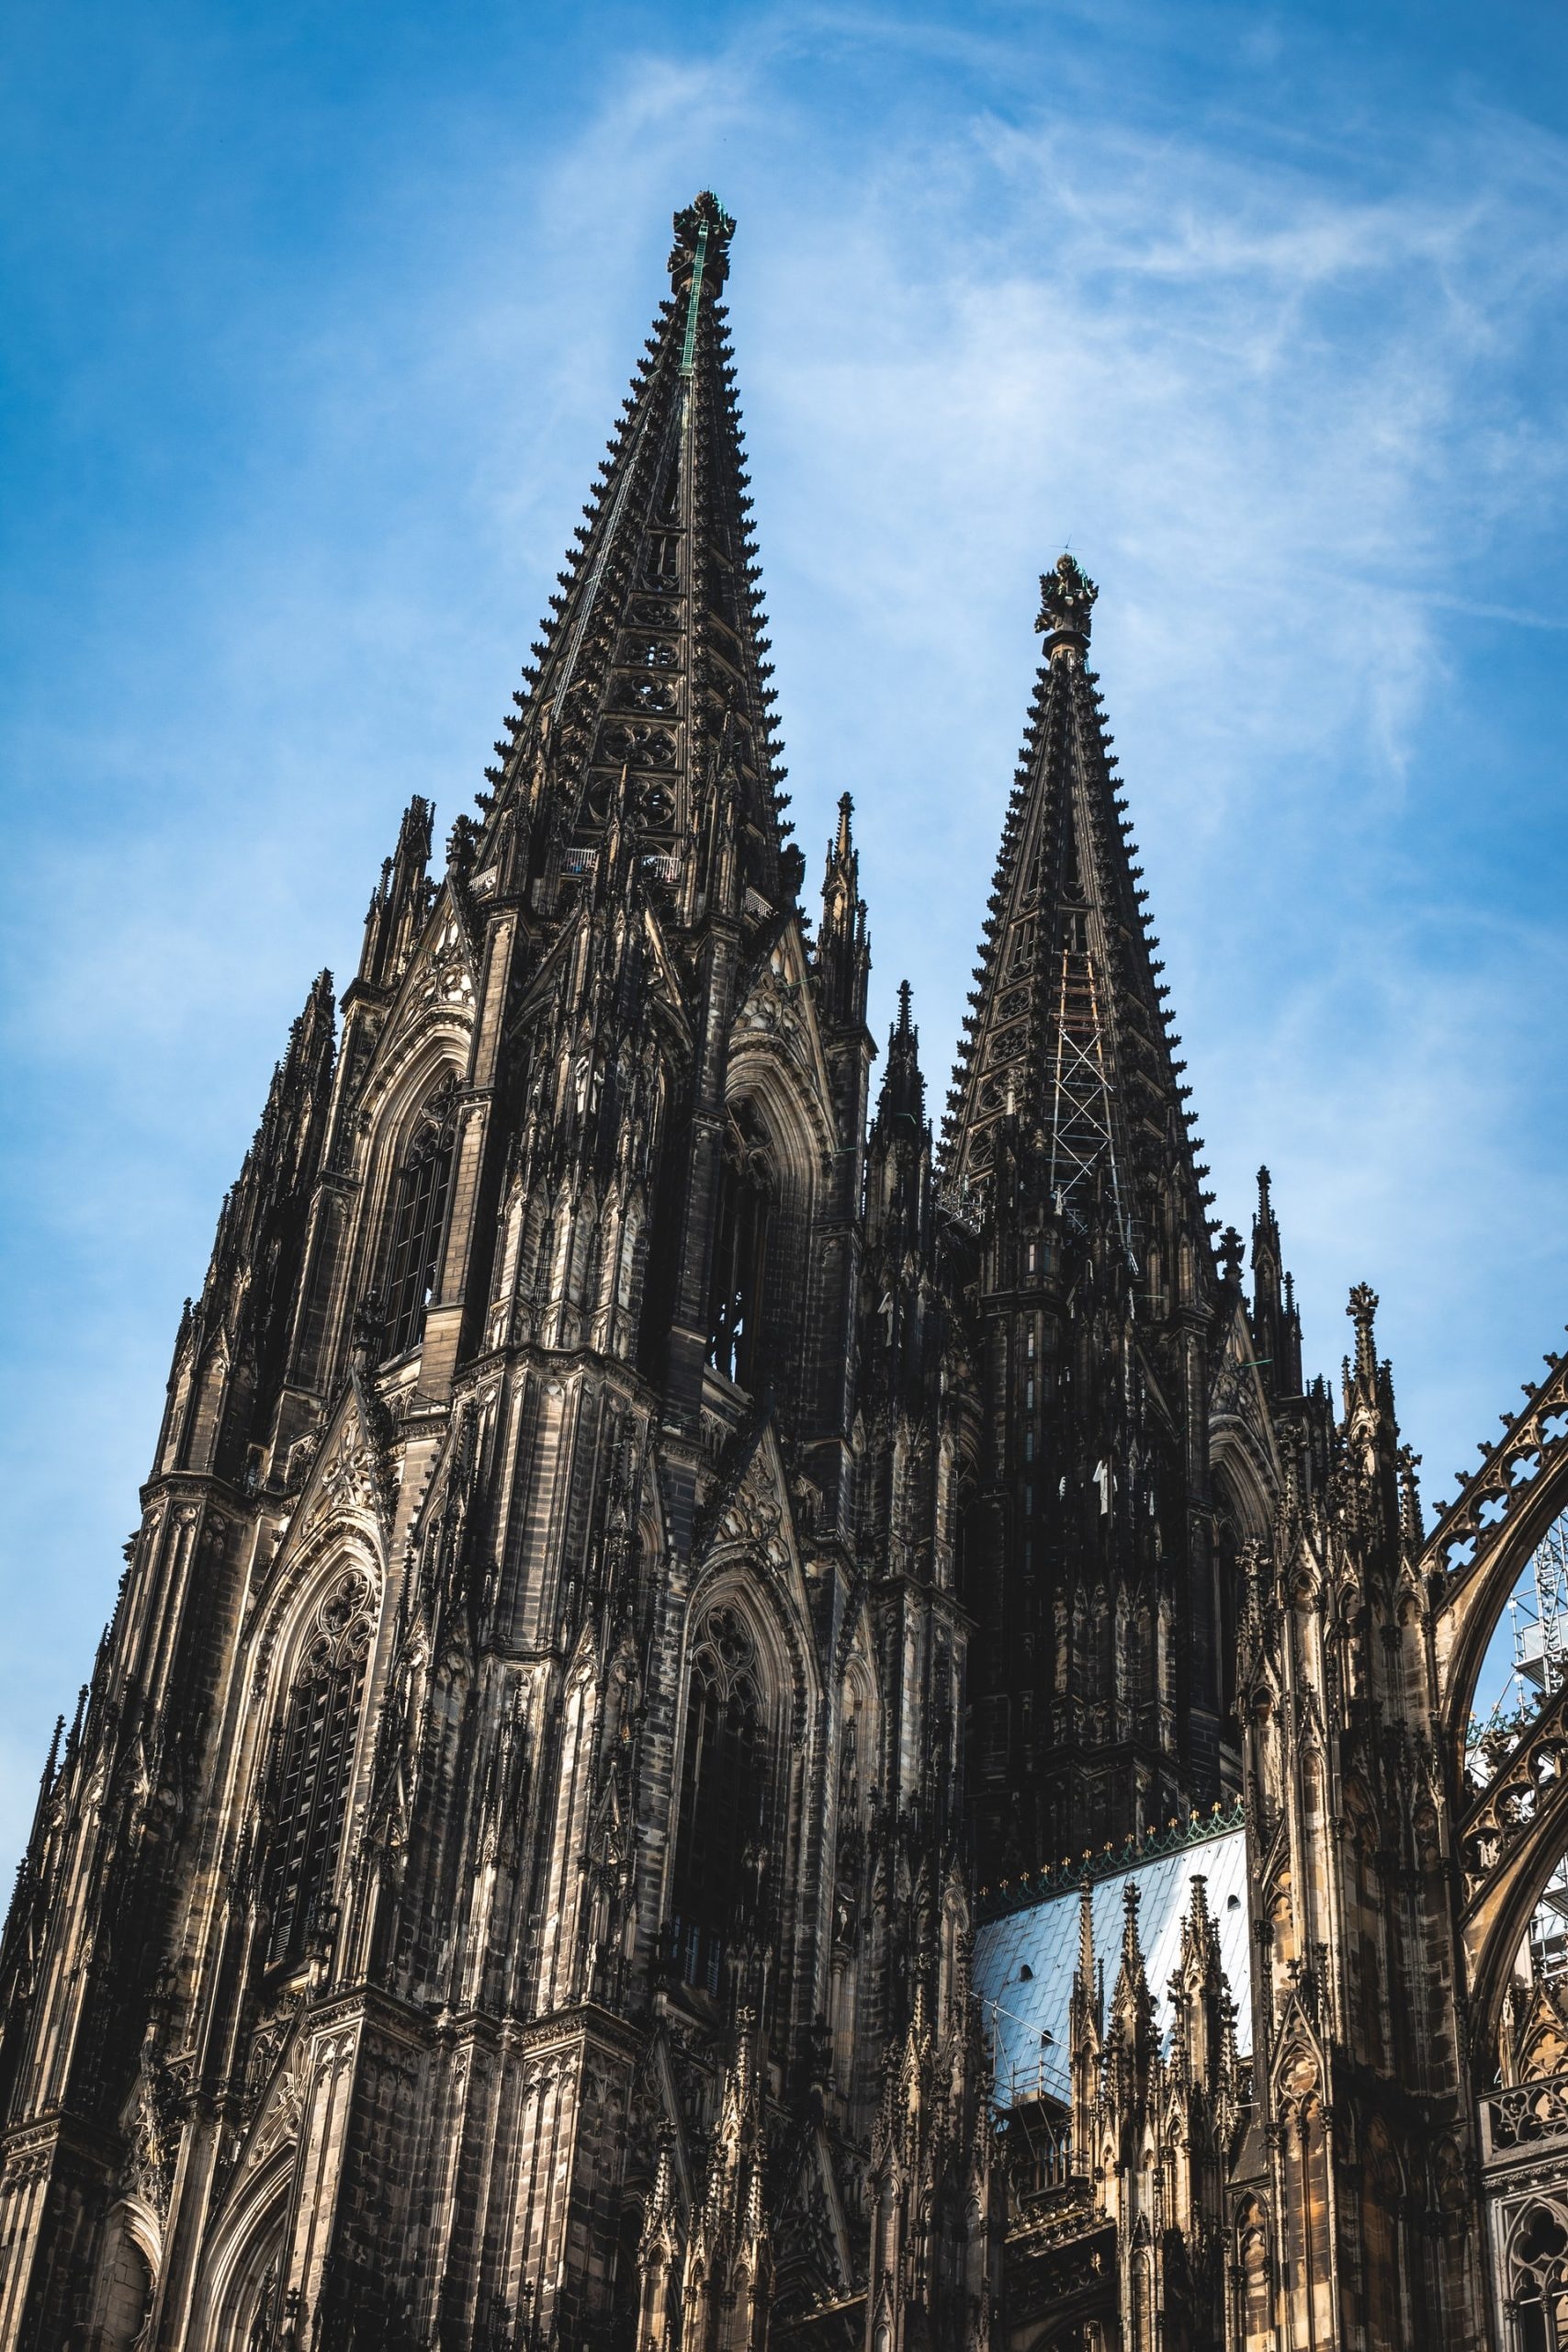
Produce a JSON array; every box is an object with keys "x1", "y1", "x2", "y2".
[{"x1": 5, "y1": 0, "x2": 1568, "y2": 1866}]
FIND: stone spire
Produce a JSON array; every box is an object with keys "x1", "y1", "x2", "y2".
[
  {"x1": 946, "y1": 560, "x2": 1226, "y2": 1879},
  {"x1": 941, "y1": 555, "x2": 1208, "y2": 1266},
  {"x1": 1249, "y1": 1164, "x2": 1303, "y2": 1398},
  {"x1": 815, "y1": 792, "x2": 869, "y2": 1029},
  {"x1": 481, "y1": 191, "x2": 792, "y2": 918},
  {"x1": 878, "y1": 980, "x2": 925, "y2": 1136}
]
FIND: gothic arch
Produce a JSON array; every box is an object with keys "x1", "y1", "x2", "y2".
[
  {"x1": 342, "y1": 1036, "x2": 468, "y2": 1364},
  {"x1": 1234, "y1": 2194, "x2": 1271, "y2": 2346},
  {"x1": 247, "y1": 1509, "x2": 384, "y2": 1702},
  {"x1": 726, "y1": 956, "x2": 837, "y2": 1182},
  {"x1": 686, "y1": 1556, "x2": 816, "y2": 1752},
  {"x1": 85, "y1": 2197, "x2": 159, "y2": 2350},
  {"x1": 243, "y1": 1559, "x2": 380, "y2": 1973},
  {"x1": 191, "y1": 2150, "x2": 295, "y2": 2351},
  {"x1": 1468, "y1": 1809, "x2": 1568, "y2": 2068},
  {"x1": 1503, "y1": 2197, "x2": 1568, "y2": 2352},
  {"x1": 668, "y1": 1573, "x2": 812, "y2": 1996},
  {"x1": 715, "y1": 1021, "x2": 831, "y2": 1396},
  {"x1": 1212, "y1": 1434, "x2": 1274, "y2": 1548},
  {"x1": 1437, "y1": 1444, "x2": 1568, "y2": 1756}
]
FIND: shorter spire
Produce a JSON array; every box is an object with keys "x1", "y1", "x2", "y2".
[
  {"x1": 1348, "y1": 1283, "x2": 1380, "y2": 1388},
  {"x1": 1120, "y1": 1879, "x2": 1144, "y2": 1971},
  {"x1": 1250, "y1": 1163, "x2": 1302, "y2": 1396},
  {"x1": 359, "y1": 797, "x2": 434, "y2": 991},
  {"x1": 1077, "y1": 1883, "x2": 1096, "y2": 1990},
  {"x1": 816, "y1": 792, "x2": 867, "y2": 1028},
  {"x1": 1398, "y1": 1445, "x2": 1425, "y2": 1547},
  {"x1": 876, "y1": 980, "x2": 925, "y2": 1133}
]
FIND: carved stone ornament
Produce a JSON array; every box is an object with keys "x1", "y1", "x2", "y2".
[{"x1": 1036, "y1": 552, "x2": 1099, "y2": 644}]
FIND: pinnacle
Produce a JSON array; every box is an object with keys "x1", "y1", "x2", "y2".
[{"x1": 835, "y1": 791, "x2": 854, "y2": 860}]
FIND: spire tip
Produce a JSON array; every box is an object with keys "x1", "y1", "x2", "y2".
[
  {"x1": 671, "y1": 191, "x2": 736, "y2": 294},
  {"x1": 1037, "y1": 553, "x2": 1099, "y2": 655}
]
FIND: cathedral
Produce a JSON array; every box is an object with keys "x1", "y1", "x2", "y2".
[{"x1": 2, "y1": 188, "x2": 1566, "y2": 2351}]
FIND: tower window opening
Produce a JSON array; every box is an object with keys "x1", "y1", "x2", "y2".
[
  {"x1": 671, "y1": 1609, "x2": 770, "y2": 1996},
  {"x1": 707, "y1": 1109, "x2": 773, "y2": 1389},
  {"x1": 381, "y1": 1091, "x2": 456, "y2": 1358},
  {"x1": 263, "y1": 1574, "x2": 373, "y2": 1967}
]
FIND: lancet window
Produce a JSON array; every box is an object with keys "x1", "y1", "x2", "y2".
[
  {"x1": 263, "y1": 1572, "x2": 375, "y2": 1967},
  {"x1": 1508, "y1": 2202, "x2": 1568, "y2": 2351},
  {"x1": 707, "y1": 1108, "x2": 773, "y2": 1389},
  {"x1": 671, "y1": 1607, "x2": 771, "y2": 1996},
  {"x1": 380, "y1": 1083, "x2": 457, "y2": 1358}
]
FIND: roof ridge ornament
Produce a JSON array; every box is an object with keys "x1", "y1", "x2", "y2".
[{"x1": 1037, "y1": 552, "x2": 1099, "y2": 661}]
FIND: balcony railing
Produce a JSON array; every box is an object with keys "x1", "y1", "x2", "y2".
[{"x1": 1482, "y1": 2065, "x2": 1568, "y2": 2164}]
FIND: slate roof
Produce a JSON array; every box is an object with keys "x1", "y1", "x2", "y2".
[{"x1": 973, "y1": 1823, "x2": 1252, "y2": 2109}]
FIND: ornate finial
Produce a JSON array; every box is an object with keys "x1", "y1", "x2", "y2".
[
  {"x1": 670, "y1": 190, "x2": 736, "y2": 296},
  {"x1": 1218, "y1": 1226, "x2": 1244, "y2": 1286},
  {"x1": 835, "y1": 791, "x2": 853, "y2": 860},
  {"x1": 1347, "y1": 1283, "x2": 1379, "y2": 1382},
  {"x1": 1257, "y1": 1165, "x2": 1273, "y2": 1214},
  {"x1": 896, "y1": 978, "x2": 914, "y2": 1036},
  {"x1": 1398, "y1": 1444, "x2": 1424, "y2": 1544},
  {"x1": 1036, "y1": 553, "x2": 1099, "y2": 657}
]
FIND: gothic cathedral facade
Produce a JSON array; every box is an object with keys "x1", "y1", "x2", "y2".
[{"x1": 0, "y1": 193, "x2": 1564, "y2": 2351}]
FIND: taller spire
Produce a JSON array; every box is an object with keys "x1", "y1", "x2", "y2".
[
  {"x1": 481, "y1": 193, "x2": 791, "y2": 916},
  {"x1": 942, "y1": 556, "x2": 1204, "y2": 1266}
]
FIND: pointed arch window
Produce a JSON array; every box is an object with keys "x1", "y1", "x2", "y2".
[
  {"x1": 1509, "y1": 2202, "x2": 1568, "y2": 2352},
  {"x1": 381, "y1": 1084, "x2": 457, "y2": 1358},
  {"x1": 707, "y1": 1108, "x2": 773, "y2": 1389},
  {"x1": 263, "y1": 1572, "x2": 374, "y2": 1967},
  {"x1": 671, "y1": 1608, "x2": 771, "y2": 1996}
]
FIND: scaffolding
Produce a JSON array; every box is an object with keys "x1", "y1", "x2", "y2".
[
  {"x1": 1045, "y1": 929, "x2": 1131, "y2": 1262},
  {"x1": 1469, "y1": 1508, "x2": 1568, "y2": 1770},
  {"x1": 1465, "y1": 1507, "x2": 1568, "y2": 1981}
]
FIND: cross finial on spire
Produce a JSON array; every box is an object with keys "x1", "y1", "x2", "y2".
[{"x1": 1037, "y1": 552, "x2": 1099, "y2": 657}]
